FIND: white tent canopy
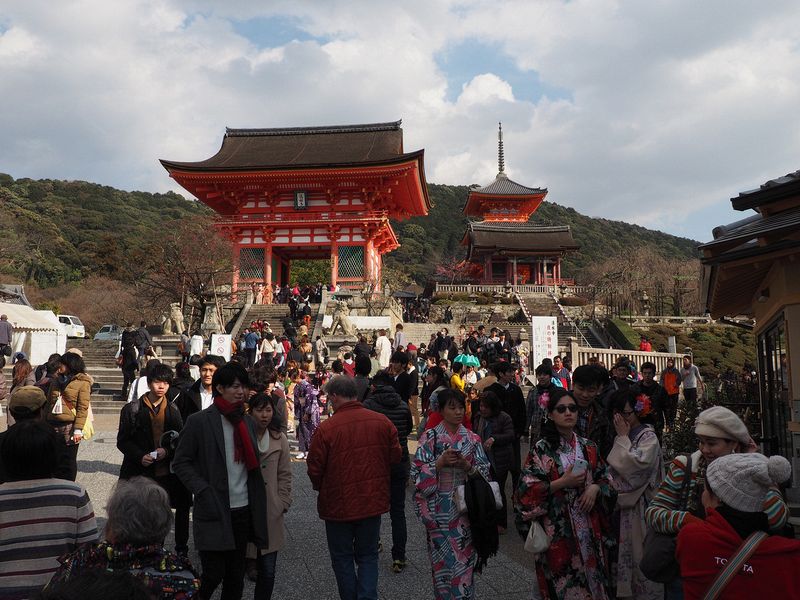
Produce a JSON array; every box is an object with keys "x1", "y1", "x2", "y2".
[{"x1": 0, "y1": 302, "x2": 66, "y2": 366}]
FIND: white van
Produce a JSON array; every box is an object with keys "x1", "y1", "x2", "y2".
[
  {"x1": 57, "y1": 315, "x2": 86, "y2": 339},
  {"x1": 94, "y1": 324, "x2": 123, "y2": 341}
]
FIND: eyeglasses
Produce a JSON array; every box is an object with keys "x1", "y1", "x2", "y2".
[{"x1": 554, "y1": 404, "x2": 578, "y2": 414}]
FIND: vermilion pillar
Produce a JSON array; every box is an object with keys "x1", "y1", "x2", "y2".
[{"x1": 264, "y1": 243, "x2": 273, "y2": 288}]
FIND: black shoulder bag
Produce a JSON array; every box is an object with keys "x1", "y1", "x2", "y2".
[{"x1": 640, "y1": 452, "x2": 692, "y2": 583}]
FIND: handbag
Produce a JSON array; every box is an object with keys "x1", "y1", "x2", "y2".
[
  {"x1": 703, "y1": 531, "x2": 767, "y2": 600},
  {"x1": 524, "y1": 520, "x2": 551, "y2": 554},
  {"x1": 640, "y1": 452, "x2": 693, "y2": 583}
]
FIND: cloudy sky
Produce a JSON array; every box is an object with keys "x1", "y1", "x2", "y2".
[{"x1": 2, "y1": 0, "x2": 800, "y2": 242}]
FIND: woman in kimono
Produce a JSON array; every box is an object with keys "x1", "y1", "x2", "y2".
[
  {"x1": 411, "y1": 388, "x2": 491, "y2": 600},
  {"x1": 516, "y1": 389, "x2": 616, "y2": 600},
  {"x1": 605, "y1": 389, "x2": 663, "y2": 600},
  {"x1": 291, "y1": 369, "x2": 319, "y2": 460}
]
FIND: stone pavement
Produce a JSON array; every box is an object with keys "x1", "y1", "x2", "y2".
[{"x1": 76, "y1": 425, "x2": 536, "y2": 600}]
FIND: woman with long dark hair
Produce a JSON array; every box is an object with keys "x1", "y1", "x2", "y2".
[
  {"x1": 605, "y1": 389, "x2": 663, "y2": 599},
  {"x1": 246, "y1": 393, "x2": 292, "y2": 599},
  {"x1": 516, "y1": 389, "x2": 616, "y2": 600},
  {"x1": 11, "y1": 358, "x2": 35, "y2": 394},
  {"x1": 46, "y1": 352, "x2": 92, "y2": 480}
]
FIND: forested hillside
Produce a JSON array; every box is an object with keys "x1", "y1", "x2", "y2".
[
  {"x1": 385, "y1": 184, "x2": 700, "y2": 282},
  {"x1": 0, "y1": 175, "x2": 699, "y2": 290}
]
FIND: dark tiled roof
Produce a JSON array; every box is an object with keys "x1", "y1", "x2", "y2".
[
  {"x1": 470, "y1": 221, "x2": 570, "y2": 233},
  {"x1": 161, "y1": 121, "x2": 420, "y2": 171},
  {"x1": 700, "y1": 205, "x2": 800, "y2": 257},
  {"x1": 467, "y1": 222, "x2": 578, "y2": 253},
  {"x1": 732, "y1": 169, "x2": 800, "y2": 210},
  {"x1": 472, "y1": 174, "x2": 546, "y2": 196}
]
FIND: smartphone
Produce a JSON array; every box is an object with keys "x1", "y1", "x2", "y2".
[{"x1": 572, "y1": 458, "x2": 589, "y2": 476}]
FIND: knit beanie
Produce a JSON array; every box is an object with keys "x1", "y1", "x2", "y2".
[
  {"x1": 706, "y1": 453, "x2": 792, "y2": 512},
  {"x1": 694, "y1": 405, "x2": 751, "y2": 445}
]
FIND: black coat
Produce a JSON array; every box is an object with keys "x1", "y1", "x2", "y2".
[
  {"x1": 0, "y1": 423, "x2": 73, "y2": 484},
  {"x1": 172, "y1": 406, "x2": 268, "y2": 551},
  {"x1": 475, "y1": 411, "x2": 515, "y2": 474},
  {"x1": 117, "y1": 395, "x2": 185, "y2": 480},
  {"x1": 175, "y1": 379, "x2": 204, "y2": 423},
  {"x1": 364, "y1": 385, "x2": 413, "y2": 456},
  {"x1": 486, "y1": 382, "x2": 527, "y2": 437}
]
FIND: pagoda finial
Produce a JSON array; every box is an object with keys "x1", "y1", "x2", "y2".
[{"x1": 498, "y1": 122, "x2": 506, "y2": 177}]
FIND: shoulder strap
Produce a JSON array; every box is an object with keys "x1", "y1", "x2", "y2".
[
  {"x1": 703, "y1": 531, "x2": 768, "y2": 600},
  {"x1": 678, "y1": 452, "x2": 693, "y2": 511}
]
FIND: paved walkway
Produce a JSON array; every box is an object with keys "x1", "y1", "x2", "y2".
[{"x1": 76, "y1": 426, "x2": 536, "y2": 599}]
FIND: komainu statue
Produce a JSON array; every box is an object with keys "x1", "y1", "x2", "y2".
[
  {"x1": 161, "y1": 302, "x2": 186, "y2": 335},
  {"x1": 325, "y1": 301, "x2": 358, "y2": 337}
]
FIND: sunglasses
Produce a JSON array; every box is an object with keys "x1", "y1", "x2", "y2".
[{"x1": 554, "y1": 404, "x2": 578, "y2": 414}]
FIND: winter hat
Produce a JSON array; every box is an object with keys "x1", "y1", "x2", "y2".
[
  {"x1": 694, "y1": 405, "x2": 751, "y2": 445},
  {"x1": 8, "y1": 385, "x2": 48, "y2": 413},
  {"x1": 706, "y1": 453, "x2": 792, "y2": 512}
]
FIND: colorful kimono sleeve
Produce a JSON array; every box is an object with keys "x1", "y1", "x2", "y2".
[
  {"x1": 644, "y1": 456, "x2": 691, "y2": 534},
  {"x1": 606, "y1": 428, "x2": 662, "y2": 490},
  {"x1": 515, "y1": 447, "x2": 553, "y2": 521},
  {"x1": 411, "y1": 430, "x2": 440, "y2": 529}
]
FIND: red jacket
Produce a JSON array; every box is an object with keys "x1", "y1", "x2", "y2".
[
  {"x1": 306, "y1": 401, "x2": 402, "y2": 521},
  {"x1": 676, "y1": 508, "x2": 800, "y2": 599}
]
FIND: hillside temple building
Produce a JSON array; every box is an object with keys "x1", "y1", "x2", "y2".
[
  {"x1": 461, "y1": 124, "x2": 578, "y2": 286},
  {"x1": 161, "y1": 121, "x2": 430, "y2": 295}
]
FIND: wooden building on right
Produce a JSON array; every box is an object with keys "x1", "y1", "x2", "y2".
[{"x1": 700, "y1": 170, "x2": 800, "y2": 498}]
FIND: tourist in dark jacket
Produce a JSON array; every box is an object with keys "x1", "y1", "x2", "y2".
[
  {"x1": 117, "y1": 364, "x2": 191, "y2": 555},
  {"x1": 486, "y1": 362, "x2": 526, "y2": 489},
  {"x1": 364, "y1": 372, "x2": 413, "y2": 572},
  {"x1": 353, "y1": 355, "x2": 372, "y2": 402},
  {"x1": 474, "y1": 390, "x2": 515, "y2": 531}
]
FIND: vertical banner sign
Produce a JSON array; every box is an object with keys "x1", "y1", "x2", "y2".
[
  {"x1": 210, "y1": 334, "x2": 232, "y2": 362},
  {"x1": 530, "y1": 316, "x2": 558, "y2": 366}
]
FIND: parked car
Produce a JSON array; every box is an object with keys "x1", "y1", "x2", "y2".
[
  {"x1": 93, "y1": 324, "x2": 123, "y2": 341},
  {"x1": 57, "y1": 314, "x2": 86, "y2": 339}
]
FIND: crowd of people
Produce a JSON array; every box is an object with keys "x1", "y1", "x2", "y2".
[{"x1": 0, "y1": 311, "x2": 798, "y2": 600}]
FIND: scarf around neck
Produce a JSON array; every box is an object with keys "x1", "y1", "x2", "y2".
[{"x1": 213, "y1": 396, "x2": 259, "y2": 470}]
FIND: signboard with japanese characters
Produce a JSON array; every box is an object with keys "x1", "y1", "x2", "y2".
[{"x1": 530, "y1": 316, "x2": 558, "y2": 366}]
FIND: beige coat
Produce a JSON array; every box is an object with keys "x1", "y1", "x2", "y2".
[
  {"x1": 46, "y1": 373, "x2": 92, "y2": 430},
  {"x1": 248, "y1": 430, "x2": 292, "y2": 557}
]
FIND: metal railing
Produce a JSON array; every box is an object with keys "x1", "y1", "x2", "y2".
[{"x1": 551, "y1": 292, "x2": 591, "y2": 347}]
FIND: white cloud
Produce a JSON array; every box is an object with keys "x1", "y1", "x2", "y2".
[{"x1": 1, "y1": 0, "x2": 800, "y2": 242}]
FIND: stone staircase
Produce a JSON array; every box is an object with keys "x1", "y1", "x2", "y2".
[{"x1": 232, "y1": 303, "x2": 320, "y2": 338}]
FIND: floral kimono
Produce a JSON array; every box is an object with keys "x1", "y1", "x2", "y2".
[
  {"x1": 293, "y1": 379, "x2": 320, "y2": 452},
  {"x1": 411, "y1": 423, "x2": 491, "y2": 600},
  {"x1": 516, "y1": 433, "x2": 617, "y2": 600},
  {"x1": 606, "y1": 425, "x2": 664, "y2": 600}
]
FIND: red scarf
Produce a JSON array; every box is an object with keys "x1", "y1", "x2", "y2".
[{"x1": 213, "y1": 396, "x2": 259, "y2": 471}]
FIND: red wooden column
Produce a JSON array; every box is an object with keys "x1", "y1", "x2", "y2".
[
  {"x1": 365, "y1": 237, "x2": 375, "y2": 284},
  {"x1": 264, "y1": 243, "x2": 273, "y2": 288}
]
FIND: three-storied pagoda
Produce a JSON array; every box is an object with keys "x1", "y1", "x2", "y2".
[
  {"x1": 161, "y1": 121, "x2": 429, "y2": 294},
  {"x1": 461, "y1": 124, "x2": 578, "y2": 286}
]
